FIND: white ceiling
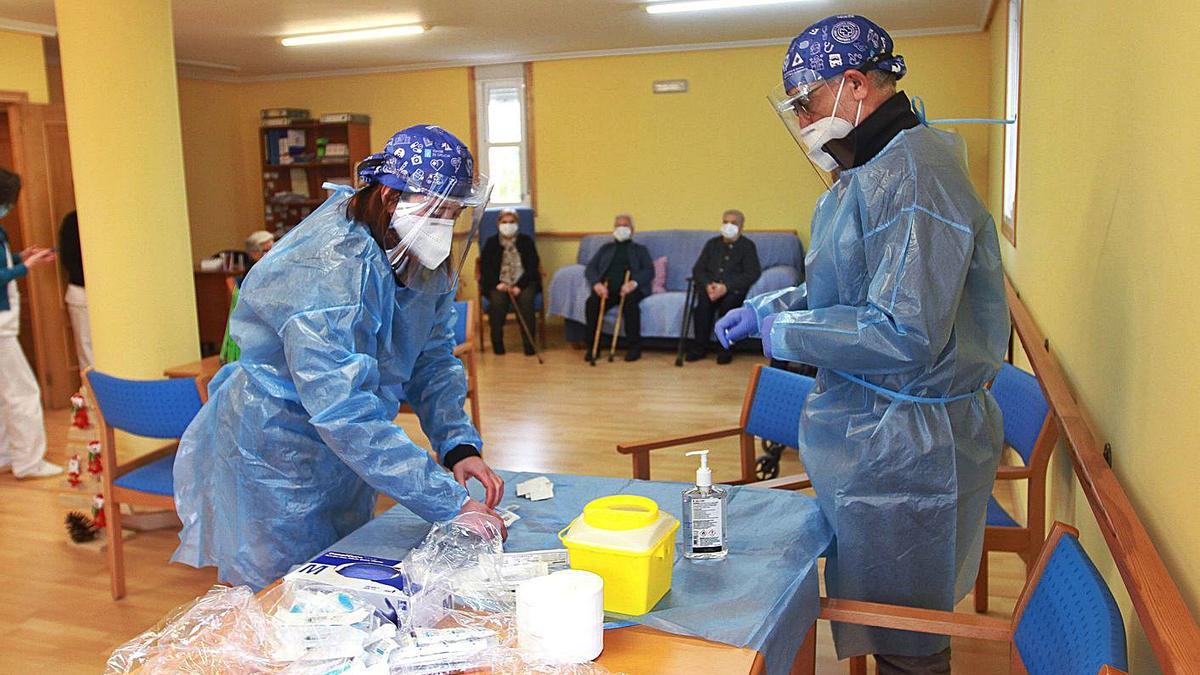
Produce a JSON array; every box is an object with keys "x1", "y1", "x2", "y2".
[{"x1": 0, "y1": 0, "x2": 991, "y2": 80}]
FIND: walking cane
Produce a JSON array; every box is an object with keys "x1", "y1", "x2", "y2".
[
  {"x1": 508, "y1": 288, "x2": 544, "y2": 364},
  {"x1": 608, "y1": 270, "x2": 632, "y2": 362},
  {"x1": 589, "y1": 278, "x2": 607, "y2": 366},
  {"x1": 674, "y1": 276, "x2": 695, "y2": 367}
]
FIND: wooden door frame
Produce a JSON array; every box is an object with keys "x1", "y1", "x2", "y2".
[{"x1": 1, "y1": 89, "x2": 80, "y2": 408}]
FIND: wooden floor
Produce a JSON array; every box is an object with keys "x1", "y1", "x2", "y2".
[{"x1": 0, "y1": 321, "x2": 1022, "y2": 673}]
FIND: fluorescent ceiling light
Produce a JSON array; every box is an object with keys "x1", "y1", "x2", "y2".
[
  {"x1": 646, "y1": 0, "x2": 808, "y2": 15},
  {"x1": 281, "y1": 24, "x2": 427, "y2": 47}
]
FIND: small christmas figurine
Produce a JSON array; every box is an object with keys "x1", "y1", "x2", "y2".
[
  {"x1": 87, "y1": 441, "x2": 103, "y2": 477},
  {"x1": 70, "y1": 391, "x2": 91, "y2": 429},
  {"x1": 92, "y1": 493, "x2": 106, "y2": 529},
  {"x1": 67, "y1": 454, "x2": 82, "y2": 488}
]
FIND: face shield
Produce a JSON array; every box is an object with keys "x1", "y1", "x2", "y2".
[
  {"x1": 386, "y1": 171, "x2": 493, "y2": 295},
  {"x1": 767, "y1": 68, "x2": 832, "y2": 152}
]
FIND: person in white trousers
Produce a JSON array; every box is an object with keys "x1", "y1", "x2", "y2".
[
  {"x1": 58, "y1": 211, "x2": 92, "y2": 371},
  {"x1": 0, "y1": 168, "x2": 62, "y2": 479}
]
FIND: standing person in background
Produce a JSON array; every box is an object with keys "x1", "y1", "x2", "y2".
[
  {"x1": 685, "y1": 209, "x2": 760, "y2": 364},
  {"x1": 58, "y1": 210, "x2": 92, "y2": 371},
  {"x1": 479, "y1": 208, "x2": 541, "y2": 356},
  {"x1": 0, "y1": 168, "x2": 62, "y2": 479},
  {"x1": 583, "y1": 214, "x2": 653, "y2": 362}
]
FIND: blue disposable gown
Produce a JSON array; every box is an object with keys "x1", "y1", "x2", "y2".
[
  {"x1": 747, "y1": 125, "x2": 1009, "y2": 658},
  {"x1": 172, "y1": 187, "x2": 475, "y2": 590}
]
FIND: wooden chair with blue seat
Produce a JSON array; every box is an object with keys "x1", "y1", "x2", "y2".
[
  {"x1": 472, "y1": 206, "x2": 546, "y2": 351},
  {"x1": 82, "y1": 368, "x2": 207, "y2": 600},
  {"x1": 398, "y1": 299, "x2": 481, "y2": 430},
  {"x1": 617, "y1": 364, "x2": 815, "y2": 485},
  {"x1": 822, "y1": 521, "x2": 1128, "y2": 674},
  {"x1": 975, "y1": 362, "x2": 1060, "y2": 613}
]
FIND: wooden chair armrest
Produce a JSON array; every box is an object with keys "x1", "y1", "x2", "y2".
[
  {"x1": 113, "y1": 442, "x2": 179, "y2": 478},
  {"x1": 819, "y1": 598, "x2": 1011, "y2": 642},
  {"x1": 453, "y1": 343, "x2": 472, "y2": 358},
  {"x1": 617, "y1": 425, "x2": 744, "y2": 455},
  {"x1": 753, "y1": 473, "x2": 813, "y2": 491},
  {"x1": 996, "y1": 465, "x2": 1032, "y2": 480}
]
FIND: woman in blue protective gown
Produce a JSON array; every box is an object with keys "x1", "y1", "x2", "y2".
[
  {"x1": 172, "y1": 125, "x2": 506, "y2": 590},
  {"x1": 718, "y1": 16, "x2": 1009, "y2": 671}
]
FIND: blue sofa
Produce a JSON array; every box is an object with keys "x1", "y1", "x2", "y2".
[{"x1": 548, "y1": 230, "x2": 805, "y2": 345}]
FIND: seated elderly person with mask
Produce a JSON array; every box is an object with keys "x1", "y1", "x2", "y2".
[
  {"x1": 479, "y1": 208, "x2": 541, "y2": 355},
  {"x1": 686, "y1": 209, "x2": 761, "y2": 364},
  {"x1": 245, "y1": 230, "x2": 275, "y2": 269},
  {"x1": 583, "y1": 214, "x2": 653, "y2": 362}
]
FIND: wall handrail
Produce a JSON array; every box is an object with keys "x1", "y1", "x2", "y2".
[{"x1": 1005, "y1": 275, "x2": 1200, "y2": 672}]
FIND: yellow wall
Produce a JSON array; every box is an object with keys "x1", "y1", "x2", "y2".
[
  {"x1": 1000, "y1": 0, "x2": 1200, "y2": 668},
  {"x1": 530, "y1": 32, "x2": 994, "y2": 284},
  {"x1": 176, "y1": 68, "x2": 471, "y2": 264},
  {"x1": 0, "y1": 30, "x2": 49, "y2": 104}
]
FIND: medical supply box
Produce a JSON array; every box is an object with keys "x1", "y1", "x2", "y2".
[
  {"x1": 284, "y1": 550, "x2": 446, "y2": 626},
  {"x1": 558, "y1": 495, "x2": 680, "y2": 615}
]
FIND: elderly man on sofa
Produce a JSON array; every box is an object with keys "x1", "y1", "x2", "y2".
[
  {"x1": 686, "y1": 209, "x2": 761, "y2": 364},
  {"x1": 584, "y1": 214, "x2": 654, "y2": 362}
]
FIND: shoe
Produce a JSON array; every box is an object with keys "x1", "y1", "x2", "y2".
[
  {"x1": 523, "y1": 344, "x2": 536, "y2": 356},
  {"x1": 716, "y1": 350, "x2": 733, "y2": 365},
  {"x1": 14, "y1": 460, "x2": 64, "y2": 480},
  {"x1": 685, "y1": 349, "x2": 706, "y2": 362},
  {"x1": 624, "y1": 347, "x2": 643, "y2": 362},
  {"x1": 493, "y1": 342, "x2": 506, "y2": 355},
  {"x1": 584, "y1": 350, "x2": 595, "y2": 362}
]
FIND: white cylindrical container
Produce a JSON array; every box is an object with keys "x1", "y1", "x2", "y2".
[{"x1": 516, "y1": 569, "x2": 604, "y2": 664}]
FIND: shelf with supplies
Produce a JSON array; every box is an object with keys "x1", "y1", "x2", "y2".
[{"x1": 258, "y1": 108, "x2": 370, "y2": 233}]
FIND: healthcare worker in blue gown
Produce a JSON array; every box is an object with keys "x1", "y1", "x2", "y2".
[
  {"x1": 717, "y1": 16, "x2": 1009, "y2": 673},
  {"x1": 173, "y1": 125, "x2": 507, "y2": 590}
]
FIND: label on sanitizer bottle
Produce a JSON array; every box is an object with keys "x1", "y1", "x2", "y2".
[{"x1": 689, "y1": 497, "x2": 724, "y2": 553}]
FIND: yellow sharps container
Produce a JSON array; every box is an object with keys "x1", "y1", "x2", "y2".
[{"x1": 558, "y1": 495, "x2": 680, "y2": 615}]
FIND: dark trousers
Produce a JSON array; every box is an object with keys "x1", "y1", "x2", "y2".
[
  {"x1": 690, "y1": 288, "x2": 746, "y2": 354},
  {"x1": 487, "y1": 288, "x2": 537, "y2": 350},
  {"x1": 585, "y1": 288, "x2": 645, "y2": 355},
  {"x1": 874, "y1": 648, "x2": 951, "y2": 674}
]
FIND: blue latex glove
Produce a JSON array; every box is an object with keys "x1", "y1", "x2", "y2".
[
  {"x1": 715, "y1": 306, "x2": 757, "y2": 350},
  {"x1": 760, "y1": 313, "x2": 777, "y2": 359}
]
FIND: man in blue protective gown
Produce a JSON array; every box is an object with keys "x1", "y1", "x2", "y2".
[
  {"x1": 717, "y1": 16, "x2": 1009, "y2": 673},
  {"x1": 172, "y1": 125, "x2": 507, "y2": 590}
]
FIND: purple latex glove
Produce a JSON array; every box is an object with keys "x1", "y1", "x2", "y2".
[
  {"x1": 760, "y1": 313, "x2": 777, "y2": 359},
  {"x1": 715, "y1": 306, "x2": 757, "y2": 350}
]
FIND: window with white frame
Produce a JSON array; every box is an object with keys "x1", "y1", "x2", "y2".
[{"x1": 476, "y1": 65, "x2": 529, "y2": 206}]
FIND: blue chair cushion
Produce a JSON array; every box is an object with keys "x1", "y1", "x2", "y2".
[
  {"x1": 87, "y1": 371, "x2": 204, "y2": 439},
  {"x1": 744, "y1": 368, "x2": 815, "y2": 449},
  {"x1": 986, "y1": 495, "x2": 1020, "y2": 528},
  {"x1": 114, "y1": 453, "x2": 175, "y2": 497},
  {"x1": 1013, "y1": 533, "x2": 1128, "y2": 673},
  {"x1": 991, "y1": 363, "x2": 1050, "y2": 465}
]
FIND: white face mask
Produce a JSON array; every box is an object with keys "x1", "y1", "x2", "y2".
[
  {"x1": 796, "y1": 78, "x2": 862, "y2": 173},
  {"x1": 498, "y1": 221, "x2": 518, "y2": 238},
  {"x1": 613, "y1": 226, "x2": 632, "y2": 242},
  {"x1": 721, "y1": 223, "x2": 740, "y2": 240},
  {"x1": 391, "y1": 209, "x2": 456, "y2": 270}
]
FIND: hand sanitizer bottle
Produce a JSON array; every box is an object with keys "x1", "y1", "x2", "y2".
[{"x1": 682, "y1": 450, "x2": 728, "y2": 560}]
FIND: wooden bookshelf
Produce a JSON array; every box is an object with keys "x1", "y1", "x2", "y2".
[{"x1": 259, "y1": 119, "x2": 370, "y2": 233}]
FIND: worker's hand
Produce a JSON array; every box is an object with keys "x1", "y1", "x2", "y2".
[
  {"x1": 711, "y1": 283, "x2": 727, "y2": 301},
  {"x1": 593, "y1": 283, "x2": 608, "y2": 300},
  {"x1": 496, "y1": 282, "x2": 509, "y2": 293},
  {"x1": 620, "y1": 280, "x2": 637, "y2": 297},
  {"x1": 20, "y1": 246, "x2": 55, "y2": 268},
  {"x1": 452, "y1": 456, "x2": 505, "y2": 509},
  {"x1": 457, "y1": 499, "x2": 508, "y2": 542},
  {"x1": 715, "y1": 306, "x2": 757, "y2": 349},
  {"x1": 509, "y1": 285, "x2": 522, "y2": 297}
]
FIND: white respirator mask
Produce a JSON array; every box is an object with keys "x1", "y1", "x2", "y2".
[
  {"x1": 498, "y1": 221, "x2": 519, "y2": 238},
  {"x1": 720, "y1": 223, "x2": 740, "y2": 240},
  {"x1": 796, "y1": 77, "x2": 861, "y2": 173},
  {"x1": 613, "y1": 226, "x2": 632, "y2": 242},
  {"x1": 390, "y1": 205, "x2": 457, "y2": 271}
]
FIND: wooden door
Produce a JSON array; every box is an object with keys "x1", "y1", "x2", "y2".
[{"x1": 1, "y1": 92, "x2": 79, "y2": 408}]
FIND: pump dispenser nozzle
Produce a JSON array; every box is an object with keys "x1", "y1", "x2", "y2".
[{"x1": 685, "y1": 450, "x2": 712, "y2": 488}]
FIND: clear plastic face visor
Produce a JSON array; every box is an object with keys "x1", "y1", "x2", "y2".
[
  {"x1": 767, "y1": 75, "x2": 831, "y2": 151},
  {"x1": 385, "y1": 172, "x2": 493, "y2": 295}
]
